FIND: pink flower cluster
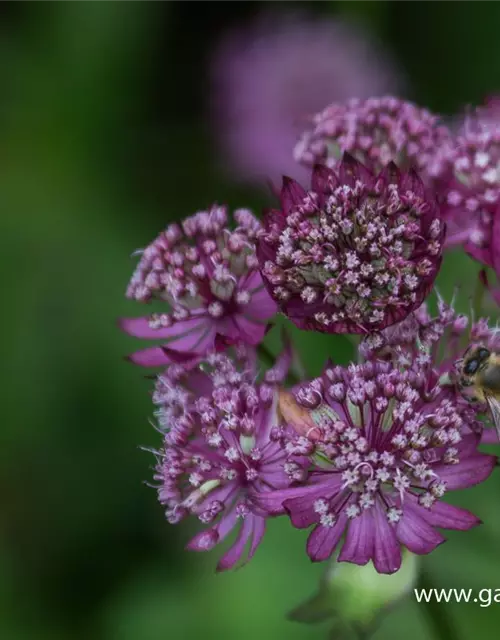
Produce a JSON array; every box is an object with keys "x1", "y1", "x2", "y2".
[
  {"x1": 121, "y1": 52, "x2": 500, "y2": 575},
  {"x1": 257, "y1": 157, "x2": 443, "y2": 333}
]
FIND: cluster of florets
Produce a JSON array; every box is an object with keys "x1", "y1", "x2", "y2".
[
  {"x1": 120, "y1": 205, "x2": 276, "y2": 366},
  {"x1": 150, "y1": 347, "x2": 307, "y2": 570},
  {"x1": 361, "y1": 294, "x2": 500, "y2": 376},
  {"x1": 438, "y1": 101, "x2": 500, "y2": 270},
  {"x1": 258, "y1": 157, "x2": 444, "y2": 333},
  {"x1": 294, "y1": 96, "x2": 452, "y2": 180},
  {"x1": 257, "y1": 361, "x2": 495, "y2": 573},
  {"x1": 292, "y1": 95, "x2": 500, "y2": 281},
  {"x1": 121, "y1": 93, "x2": 500, "y2": 577}
]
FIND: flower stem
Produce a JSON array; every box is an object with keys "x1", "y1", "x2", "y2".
[
  {"x1": 257, "y1": 343, "x2": 276, "y2": 367},
  {"x1": 418, "y1": 570, "x2": 459, "y2": 640}
]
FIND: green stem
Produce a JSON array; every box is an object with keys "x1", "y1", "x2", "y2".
[
  {"x1": 418, "y1": 571, "x2": 459, "y2": 640},
  {"x1": 257, "y1": 343, "x2": 275, "y2": 367}
]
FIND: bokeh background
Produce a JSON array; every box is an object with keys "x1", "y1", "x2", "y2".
[{"x1": 2, "y1": 2, "x2": 500, "y2": 639}]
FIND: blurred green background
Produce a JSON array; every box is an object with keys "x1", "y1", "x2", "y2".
[{"x1": 1, "y1": 2, "x2": 500, "y2": 639}]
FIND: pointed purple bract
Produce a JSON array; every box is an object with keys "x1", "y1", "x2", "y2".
[{"x1": 257, "y1": 155, "x2": 444, "y2": 333}]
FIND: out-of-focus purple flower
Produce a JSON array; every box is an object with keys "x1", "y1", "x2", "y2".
[
  {"x1": 255, "y1": 361, "x2": 495, "y2": 574},
  {"x1": 294, "y1": 96, "x2": 452, "y2": 183},
  {"x1": 438, "y1": 99, "x2": 500, "y2": 268},
  {"x1": 210, "y1": 12, "x2": 402, "y2": 186},
  {"x1": 120, "y1": 205, "x2": 277, "y2": 367},
  {"x1": 151, "y1": 346, "x2": 306, "y2": 571},
  {"x1": 360, "y1": 293, "x2": 500, "y2": 444},
  {"x1": 257, "y1": 155, "x2": 444, "y2": 334}
]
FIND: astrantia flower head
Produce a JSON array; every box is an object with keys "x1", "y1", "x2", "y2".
[
  {"x1": 361, "y1": 293, "x2": 500, "y2": 443},
  {"x1": 211, "y1": 12, "x2": 401, "y2": 185},
  {"x1": 256, "y1": 361, "x2": 496, "y2": 574},
  {"x1": 121, "y1": 205, "x2": 277, "y2": 366},
  {"x1": 439, "y1": 99, "x2": 500, "y2": 267},
  {"x1": 257, "y1": 155, "x2": 444, "y2": 333},
  {"x1": 361, "y1": 293, "x2": 500, "y2": 378},
  {"x1": 294, "y1": 96, "x2": 451, "y2": 181},
  {"x1": 151, "y1": 346, "x2": 306, "y2": 571}
]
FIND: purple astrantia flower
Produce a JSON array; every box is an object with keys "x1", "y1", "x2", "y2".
[
  {"x1": 437, "y1": 99, "x2": 500, "y2": 263},
  {"x1": 210, "y1": 12, "x2": 401, "y2": 186},
  {"x1": 120, "y1": 205, "x2": 277, "y2": 367},
  {"x1": 255, "y1": 361, "x2": 496, "y2": 574},
  {"x1": 360, "y1": 293, "x2": 500, "y2": 444},
  {"x1": 151, "y1": 346, "x2": 306, "y2": 571},
  {"x1": 257, "y1": 155, "x2": 444, "y2": 334},
  {"x1": 294, "y1": 96, "x2": 451, "y2": 183},
  {"x1": 360, "y1": 293, "x2": 500, "y2": 380}
]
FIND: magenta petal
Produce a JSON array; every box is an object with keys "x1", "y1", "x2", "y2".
[
  {"x1": 242, "y1": 269, "x2": 264, "y2": 292},
  {"x1": 183, "y1": 369, "x2": 214, "y2": 398},
  {"x1": 127, "y1": 346, "x2": 182, "y2": 367},
  {"x1": 245, "y1": 286, "x2": 278, "y2": 321},
  {"x1": 377, "y1": 160, "x2": 401, "y2": 187},
  {"x1": 186, "y1": 528, "x2": 219, "y2": 552},
  {"x1": 442, "y1": 206, "x2": 474, "y2": 248},
  {"x1": 338, "y1": 511, "x2": 374, "y2": 567},
  {"x1": 249, "y1": 488, "x2": 290, "y2": 515},
  {"x1": 264, "y1": 338, "x2": 292, "y2": 384},
  {"x1": 261, "y1": 208, "x2": 286, "y2": 234},
  {"x1": 216, "y1": 515, "x2": 253, "y2": 572},
  {"x1": 195, "y1": 485, "x2": 238, "y2": 515},
  {"x1": 465, "y1": 241, "x2": 493, "y2": 269},
  {"x1": 454, "y1": 433, "x2": 483, "y2": 458},
  {"x1": 397, "y1": 505, "x2": 445, "y2": 555},
  {"x1": 311, "y1": 164, "x2": 336, "y2": 193},
  {"x1": 256, "y1": 466, "x2": 290, "y2": 491},
  {"x1": 252, "y1": 480, "x2": 334, "y2": 516},
  {"x1": 306, "y1": 514, "x2": 347, "y2": 562},
  {"x1": 125, "y1": 318, "x2": 217, "y2": 367},
  {"x1": 407, "y1": 495, "x2": 481, "y2": 531},
  {"x1": 339, "y1": 153, "x2": 366, "y2": 186},
  {"x1": 372, "y1": 502, "x2": 401, "y2": 574},
  {"x1": 247, "y1": 516, "x2": 266, "y2": 561},
  {"x1": 214, "y1": 505, "x2": 240, "y2": 541},
  {"x1": 166, "y1": 321, "x2": 216, "y2": 353},
  {"x1": 400, "y1": 168, "x2": 425, "y2": 198},
  {"x1": 251, "y1": 486, "x2": 307, "y2": 515},
  {"x1": 280, "y1": 176, "x2": 307, "y2": 212},
  {"x1": 481, "y1": 429, "x2": 500, "y2": 444},
  {"x1": 432, "y1": 453, "x2": 496, "y2": 489},
  {"x1": 119, "y1": 315, "x2": 207, "y2": 341},
  {"x1": 491, "y1": 208, "x2": 500, "y2": 277},
  {"x1": 285, "y1": 495, "x2": 320, "y2": 529},
  {"x1": 232, "y1": 314, "x2": 268, "y2": 345}
]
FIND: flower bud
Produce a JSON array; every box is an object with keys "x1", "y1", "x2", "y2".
[{"x1": 288, "y1": 550, "x2": 418, "y2": 635}]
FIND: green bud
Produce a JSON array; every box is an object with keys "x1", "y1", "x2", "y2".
[
  {"x1": 288, "y1": 550, "x2": 418, "y2": 639},
  {"x1": 199, "y1": 479, "x2": 221, "y2": 496},
  {"x1": 239, "y1": 435, "x2": 256, "y2": 455}
]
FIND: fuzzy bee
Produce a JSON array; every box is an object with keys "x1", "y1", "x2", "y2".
[{"x1": 457, "y1": 345, "x2": 500, "y2": 441}]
